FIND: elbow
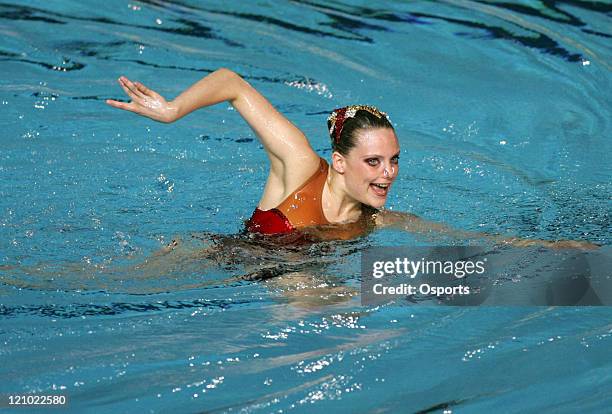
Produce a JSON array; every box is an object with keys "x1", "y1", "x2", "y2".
[
  {"x1": 215, "y1": 67, "x2": 247, "y2": 103},
  {"x1": 216, "y1": 67, "x2": 239, "y2": 81},
  {"x1": 216, "y1": 67, "x2": 232, "y2": 75}
]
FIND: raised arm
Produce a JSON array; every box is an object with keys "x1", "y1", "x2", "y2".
[
  {"x1": 376, "y1": 210, "x2": 599, "y2": 250},
  {"x1": 106, "y1": 68, "x2": 319, "y2": 171}
]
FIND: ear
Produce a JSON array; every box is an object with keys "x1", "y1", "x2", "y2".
[{"x1": 331, "y1": 151, "x2": 346, "y2": 174}]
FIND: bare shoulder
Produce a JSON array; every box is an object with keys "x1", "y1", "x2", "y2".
[
  {"x1": 259, "y1": 151, "x2": 322, "y2": 210},
  {"x1": 278, "y1": 151, "x2": 323, "y2": 192},
  {"x1": 374, "y1": 210, "x2": 420, "y2": 227},
  {"x1": 285, "y1": 151, "x2": 322, "y2": 178}
]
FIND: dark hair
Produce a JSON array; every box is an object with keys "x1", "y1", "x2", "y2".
[{"x1": 327, "y1": 106, "x2": 394, "y2": 155}]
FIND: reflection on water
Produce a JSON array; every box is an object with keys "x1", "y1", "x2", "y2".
[{"x1": 0, "y1": 230, "x2": 371, "y2": 321}]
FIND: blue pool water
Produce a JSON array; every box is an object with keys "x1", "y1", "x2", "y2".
[{"x1": 1, "y1": 0, "x2": 611, "y2": 412}]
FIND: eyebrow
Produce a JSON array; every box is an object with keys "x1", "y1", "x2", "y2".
[{"x1": 362, "y1": 152, "x2": 401, "y2": 158}]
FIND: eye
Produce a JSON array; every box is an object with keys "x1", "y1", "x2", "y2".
[
  {"x1": 366, "y1": 158, "x2": 379, "y2": 166},
  {"x1": 391, "y1": 155, "x2": 400, "y2": 164}
]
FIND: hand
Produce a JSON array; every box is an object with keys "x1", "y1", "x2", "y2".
[
  {"x1": 106, "y1": 76, "x2": 178, "y2": 123},
  {"x1": 503, "y1": 237, "x2": 599, "y2": 250},
  {"x1": 548, "y1": 239, "x2": 599, "y2": 251}
]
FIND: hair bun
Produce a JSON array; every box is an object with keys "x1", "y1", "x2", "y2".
[{"x1": 328, "y1": 105, "x2": 390, "y2": 144}]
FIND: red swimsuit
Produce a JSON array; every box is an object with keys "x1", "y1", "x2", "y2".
[
  {"x1": 246, "y1": 158, "x2": 375, "y2": 239},
  {"x1": 246, "y1": 158, "x2": 330, "y2": 234}
]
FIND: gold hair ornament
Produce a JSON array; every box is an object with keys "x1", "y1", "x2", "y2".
[{"x1": 328, "y1": 105, "x2": 390, "y2": 144}]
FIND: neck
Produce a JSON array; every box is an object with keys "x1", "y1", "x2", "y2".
[{"x1": 322, "y1": 168, "x2": 362, "y2": 223}]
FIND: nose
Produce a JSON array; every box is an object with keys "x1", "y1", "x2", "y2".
[{"x1": 383, "y1": 164, "x2": 396, "y2": 179}]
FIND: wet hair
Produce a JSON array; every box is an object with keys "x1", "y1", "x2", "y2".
[{"x1": 327, "y1": 105, "x2": 394, "y2": 155}]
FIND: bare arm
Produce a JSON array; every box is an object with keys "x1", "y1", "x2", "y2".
[
  {"x1": 376, "y1": 210, "x2": 599, "y2": 250},
  {"x1": 106, "y1": 68, "x2": 319, "y2": 173}
]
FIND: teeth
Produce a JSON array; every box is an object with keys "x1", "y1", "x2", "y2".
[{"x1": 372, "y1": 184, "x2": 389, "y2": 188}]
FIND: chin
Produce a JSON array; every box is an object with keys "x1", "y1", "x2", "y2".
[{"x1": 365, "y1": 197, "x2": 387, "y2": 209}]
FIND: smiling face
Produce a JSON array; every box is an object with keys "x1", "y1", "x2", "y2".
[{"x1": 334, "y1": 127, "x2": 400, "y2": 208}]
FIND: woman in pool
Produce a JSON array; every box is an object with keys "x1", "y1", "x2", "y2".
[
  {"x1": 106, "y1": 68, "x2": 401, "y2": 240},
  {"x1": 106, "y1": 69, "x2": 594, "y2": 248}
]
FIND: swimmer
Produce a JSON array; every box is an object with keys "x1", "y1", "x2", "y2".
[{"x1": 106, "y1": 69, "x2": 597, "y2": 249}]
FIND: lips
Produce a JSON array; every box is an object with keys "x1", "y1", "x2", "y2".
[{"x1": 370, "y1": 182, "x2": 390, "y2": 197}]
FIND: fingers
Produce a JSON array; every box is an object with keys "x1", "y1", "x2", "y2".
[
  {"x1": 106, "y1": 99, "x2": 128, "y2": 110},
  {"x1": 105, "y1": 99, "x2": 139, "y2": 114},
  {"x1": 557, "y1": 240, "x2": 599, "y2": 250},
  {"x1": 134, "y1": 81, "x2": 155, "y2": 97},
  {"x1": 117, "y1": 78, "x2": 137, "y2": 101},
  {"x1": 107, "y1": 77, "x2": 171, "y2": 122},
  {"x1": 118, "y1": 76, "x2": 146, "y2": 101},
  {"x1": 546, "y1": 240, "x2": 599, "y2": 251},
  {"x1": 106, "y1": 98, "x2": 162, "y2": 121},
  {"x1": 106, "y1": 99, "x2": 123, "y2": 108},
  {"x1": 136, "y1": 81, "x2": 165, "y2": 103}
]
